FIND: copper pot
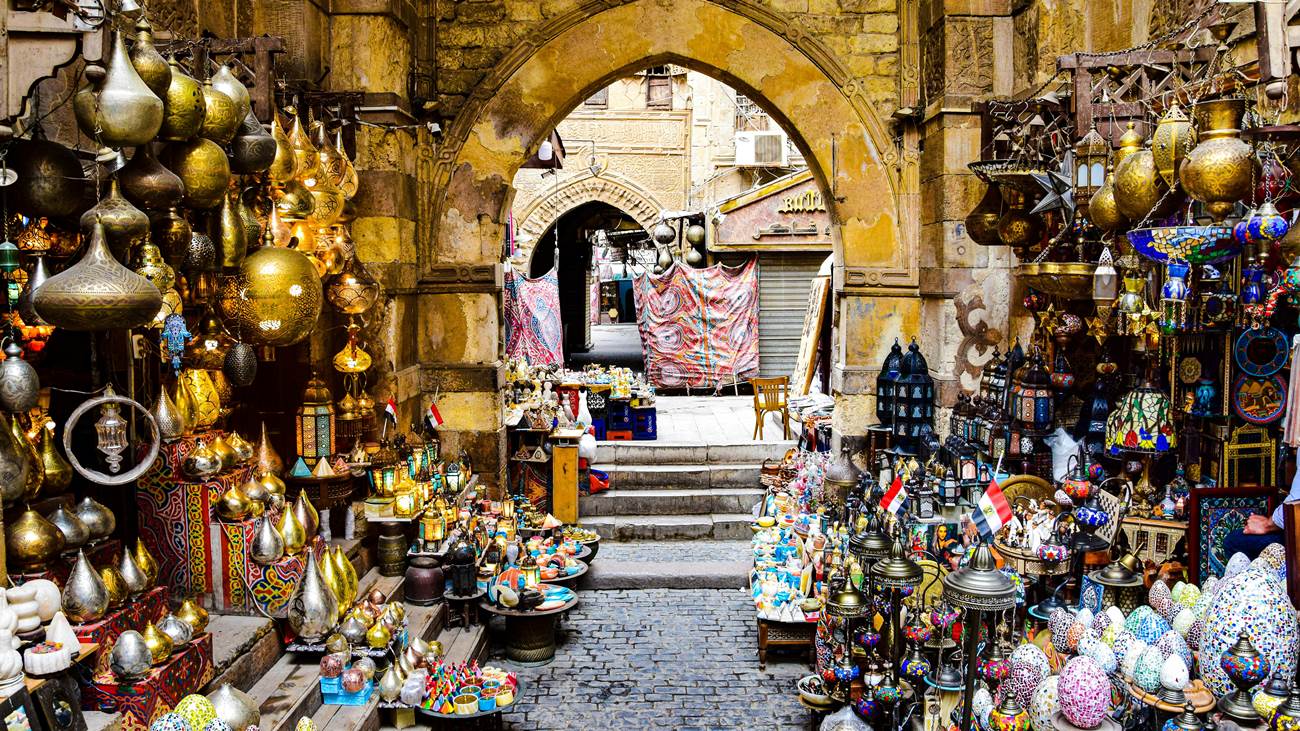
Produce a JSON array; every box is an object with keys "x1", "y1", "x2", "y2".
[{"x1": 121, "y1": 146, "x2": 185, "y2": 210}]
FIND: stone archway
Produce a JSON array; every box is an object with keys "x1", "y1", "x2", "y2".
[
  {"x1": 515, "y1": 172, "x2": 662, "y2": 254},
  {"x1": 420, "y1": 0, "x2": 923, "y2": 472}
]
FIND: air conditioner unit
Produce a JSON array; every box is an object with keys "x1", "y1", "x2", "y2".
[{"x1": 734, "y1": 131, "x2": 788, "y2": 167}]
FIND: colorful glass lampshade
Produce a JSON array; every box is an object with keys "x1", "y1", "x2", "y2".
[
  {"x1": 1105, "y1": 381, "x2": 1176, "y2": 455},
  {"x1": 296, "y1": 373, "x2": 336, "y2": 465}
]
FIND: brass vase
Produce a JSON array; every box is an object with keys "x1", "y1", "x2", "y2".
[
  {"x1": 319, "y1": 542, "x2": 346, "y2": 606},
  {"x1": 230, "y1": 111, "x2": 276, "y2": 174},
  {"x1": 277, "y1": 503, "x2": 307, "y2": 555},
  {"x1": 77, "y1": 29, "x2": 163, "y2": 147},
  {"x1": 198, "y1": 80, "x2": 239, "y2": 146},
  {"x1": 182, "y1": 438, "x2": 221, "y2": 479},
  {"x1": 74, "y1": 495, "x2": 116, "y2": 541},
  {"x1": 110, "y1": 631, "x2": 151, "y2": 680},
  {"x1": 1115, "y1": 143, "x2": 1167, "y2": 223},
  {"x1": 38, "y1": 426, "x2": 73, "y2": 495},
  {"x1": 1182, "y1": 98, "x2": 1257, "y2": 222},
  {"x1": 181, "y1": 369, "x2": 221, "y2": 430},
  {"x1": 0, "y1": 341, "x2": 39, "y2": 413},
  {"x1": 325, "y1": 256, "x2": 381, "y2": 314},
  {"x1": 134, "y1": 538, "x2": 159, "y2": 585},
  {"x1": 294, "y1": 491, "x2": 320, "y2": 537},
  {"x1": 118, "y1": 547, "x2": 148, "y2": 596},
  {"x1": 9, "y1": 416, "x2": 41, "y2": 501},
  {"x1": 7, "y1": 508, "x2": 64, "y2": 572},
  {"x1": 176, "y1": 597, "x2": 209, "y2": 634},
  {"x1": 253, "y1": 423, "x2": 283, "y2": 476},
  {"x1": 62, "y1": 549, "x2": 109, "y2": 622},
  {"x1": 99, "y1": 566, "x2": 127, "y2": 609},
  {"x1": 81, "y1": 179, "x2": 149, "y2": 260},
  {"x1": 0, "y1": 414, "x2": 31, "y2": 505},
  {"x1": 133, "y1": 241, "x2": 176, "y2": 293},
  {"x1": 122, "y1": 146, "x2": 185, "y2": 210},
  {"x1": 7, "y1": 136, "x2": 82, "y2": 218},
  {"x1": 1088, "y1": 165, "x2": 1127, "y2": 234},
  {"x1": 150, "y1": 208, "x2": 192, "y2": 268},
  {"x1": 995, "y1": 191, "x2": 1043, "y2": 251},
  {"x1": 215, "y1": 481, "x2": 252, "y2": 521},
  {"x1": 215, "y1": 235, "x2": 323, "y2": 347},
  {"x1": 964, "y1": 182, "x2": 1004, "y2": 246},
  {"x1": 172, "y1": 377, "x2": 197, "y2": 436},
  {"x1": 216, "y1": 190, "x2": 248, "y2": 270},
  {"x1": 211, "y1": 65, "x2": 251, "y2": 122},
  {"x1": 1152, "y1": 103, "x2": 1196, "y2": 187},
  {"x1": 331, "y1": 545, "x2": 357, "y2": 606},
  {"x1": 152, "y1": 379, "x2": 186, "y2": 442},
  {"x1": 128, "y1": 17, "x2": 171, "y2": 98},
  {"x1": 32, "y1": 221, "x2": 163, "y2": 331},
  {"x1": 142, "y1": 621, "x2": 172, "y2": 664},
  {"x1": 289, "y1": 114, "x2": 319, "y2": 179},
  {"x1": 48, "y1": 505, "x2": 88, "y2": 549},
  {"x1": 160, "y1": 55, "x2": 205, "y2": 142},
  {"x1": 287, "y1": 547, "x2": 337, "y2": 642},
  {"x1": 163, "y1": 138, "x2": 232, "y2": 210}
]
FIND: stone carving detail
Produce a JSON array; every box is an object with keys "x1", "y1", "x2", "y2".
[
  {"x1": 954, "y1": 278, "x2": 1007, "y2": 393},
  {"x1": 516, "y1": 175, "x2": 662, "y2": 245}
]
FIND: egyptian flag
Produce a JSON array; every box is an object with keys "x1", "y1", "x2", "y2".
[
  {"x1": 427, "y1": 401, "x2": 445, "y2": 429},
  {"x1": 880, "y1": 476, "x2": 907, "y2": 516},
  {"x1": 973, "y1": 478, "x2": 1013, "y2": 541},
  {"x1": 384, "y1": 399, "x2": 398, "y2": 423}
]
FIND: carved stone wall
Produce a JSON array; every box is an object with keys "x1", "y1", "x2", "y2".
[{"x1": 514, "y1": 174, "x2": 664, "y2": 255}]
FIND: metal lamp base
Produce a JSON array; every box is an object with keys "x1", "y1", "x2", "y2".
[
  {"x1": 1052, "y1": 711, "x2": 1121, "y2": 731},
  {"x1": 1218, "y1": 691, "x2": 1260, "y2": 724}
]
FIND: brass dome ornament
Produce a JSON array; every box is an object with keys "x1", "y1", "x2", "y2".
[
  {"x1": 74, "y1": 495, "x2": 116, "y2": 541},
  {"x1": 62, "y1": 550, "x2": 108, "y2": 622},
  {"x1": 10, "y1": 415, "x2": 41, "y2": 501},
  {"x1": 76, "y1": 28, "x2": 163, "y2": 148},
  {"x1": 38, "y1": 425, "x2": 73, "y2": 495},
  {"x1": 127, "y1": 17, "x2": 171, "y2": 99},
  {"x1": 210, "y1": 65, "x2": 251, "y2": 123},
  {"x1": 1088, "y1": 164, "x2": 1128, "y2": 233},
  {"x1": 207, "y1": 683, "x2": 261, "y2": 731},
  {"x1": 216, "y1": 189, "x2": 249, "y2": 269},
  {"x1": 100, "y1": 566, "x2": 127, "y2": 608},
  {"x1": 1182, "y1": 97, "x2": 1257, "y2": 222},
  {"x1": 7, "y1": 136, "x2": 82, "y2": 218},
  {"x1": 7, "y1": 508, "x2": 65, "y2": 572},
  {"x1": 122, "y1": 146, "x2": 185, "y2": 209},
  {"x1": 288, "y1": 113, "x2": 320, "y2": 180},
  {"x1": 159, "y1": 55, "x2": 205, "y2": 142},
  {"x1": 198, "y1": 80, "x2": 239, "y2": 146},
  {"x1": 61, "y1": 388, "x2": 161, "y2": 486},
  {"x1": 48, "y1": 505, "x2": 88, "y2": 549},
  {"x1": 16, "y1": 255, "x2": 51, "y2": 328},
  {"x1": 1152, "y1": 103, "x2": 1196, "y2": 187},
  {"x1": 325, "y1": 256, "x2": 381, "y2": 314},
  {"x1": 216, "y1": 229, "x2": 324, "y2": 347},
  {"x1": 276, "y1": 179, "x2": 316, "y2": 221},
  {"x1": 995, "y1": 191, "x2": 1043, "y2": 251},
  {"x1": 150, "y1": 208, "x2": 191, "y2": 266},
  {"x1": 268, "y1": 111, "x2": 298, "y2": 184},
  {"x1": 288, "y1": 547, "x2": 338, "y2": 642},
  {"x1": 33, "y1": 220, "x2": 163, "y2": 331},
  {"x1": 152, "y1": 379, "x2": 187, "y2": 442},
  {"x1": 0, "y1": 415, "x2": 34, "y2": 505},
  {"x1": 180, "y1": 368, "x2": 221, "y2": 430},
  {"x1": 81, "y1": 179, "x2": 149, "y2": 259},
  {"x1": 163, "y1": 138, "x2": 232, "y2": 209},
  {"x1": 230, "y1": 111, "x2": 276, "y2": 174},
  {"x1": 133, "y1": 240, "x2": 176, "y2": 292},
  {"x1": 1114, "y1": 138, "x2": 1167, "y2": 223},
  {"x1": 253, "y1": 422, "x2": 284, "y2": 476}
]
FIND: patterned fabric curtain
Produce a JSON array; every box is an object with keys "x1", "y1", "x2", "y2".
[
  {"x1": 504, "y1": 267, "x2": 564, "y2": 365},
  {"x1": 632, "y1": 259, "x2": 760, "y2": 388}
]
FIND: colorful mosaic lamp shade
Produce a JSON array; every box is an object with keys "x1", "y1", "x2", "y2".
[
  {"x1": 296, "y1": 374, "x2": 336, "y2": 465},
  {"x1": 1105, "y1": 382, "x2": 1176, "y2": 455}
]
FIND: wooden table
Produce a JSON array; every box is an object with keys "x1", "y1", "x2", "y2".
[
  {"x1": 445, "y1": 588, "x2": 486, "y2": 628},
  {"x1": 756, "y1": 617, "x2": 815, "y2": 670},
  {"x1": 479, "y1": 588, "x2": 578, "y2": 666}
]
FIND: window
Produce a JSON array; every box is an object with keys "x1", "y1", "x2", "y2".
[
  {"x1": 584, "y1": 87, "x2": 609, "y2": 108},
  {"x1": 646, "y1": 68, "x2": 672, "y2": 109}
]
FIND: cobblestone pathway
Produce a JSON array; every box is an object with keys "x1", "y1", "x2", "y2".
[{"x1": 494, "y1": 588, "x2": 809, "y2": 730}]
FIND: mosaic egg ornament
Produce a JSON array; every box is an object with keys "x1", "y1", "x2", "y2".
[
  {"x1": 172, "y1": 695, "x2": 217, "y2": 730},
  {"x1": 1177, "y1": 583, "x2": 1201, "y2": 609},
  {"x1": 1160, "y1": 654, "x2": 1190, "y2": 692},
  {"x1": 150, "y1": 714, "x2": 192, "y2": 731},
  {"x1": 972, "y1": 686, "x2": 994, "y2": 731},
  {"x1": 1185, "y1": 618, "x2": 1205, "y2": 651},
  {"x1": 1223, "y1": 552, "x2": 1251, "y2": 580},
  {"x1": 1149, "y1": 581, "x2": 1175, "y2": 620},
  {"x1": 1091, "y1": 611, "x2": 1112, "y2": 634},
  {"x1": 1121, "y1": 640, "x2": 1149, "y2": 679},
  {"x1": 1105, "y1": 605, "x2": 1126, "y2": 627},
  {"x1": 1134, "y1": 647, "x2": 1165, "y2": 693},
  {"x1": 1065, "y1": 620, "x2": 1089, "y2": 652},
  {"x1": 295, "y1": 720, "x2": 318, "y2": 731},
  {"x1": 1075, "y1": 607, "x2": 1095, "y2": 629},
  {"x1": 1048, "y1": 608, "x2": 1075, "y2": 644},
  {"x1": 1156, "y1": 630, "x2": 1193, "y2": 668},
  {"x1": 1028, "y1": 675, "x2": 1060, "y2": 731},
  {"x1": 1009, "y1": 644, "x2": 1052, "y2": 707},
  {"x1": 1258, "y1": 542, "x2": 1287, "y2": 573},
  {"x1": 1125, "y1": 606, "x2": 1173, "y2": 644},
  {"x1": 1200, "y1": 566, "x2": 1300, "y2": 696},
  {"x1": 1081, "y1": 634, "x2": 1118, "y2": 674},
  {"x1": 1058, "y1": 656, "x2": 1111, "y2": 728},
  {"x1": 203, "y1": 722, "x2": 233, "y2": 731},
  {"x1": 1171, "y1": 608, "x2": 1195, "y2": 638},
  {"x1": 1112, "y1": 631, "x2": 1138, "y2": 663}
]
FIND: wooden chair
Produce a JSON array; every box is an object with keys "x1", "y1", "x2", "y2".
[{"x1": 750, "y1": 376, "x2": 790, "y2": 440}]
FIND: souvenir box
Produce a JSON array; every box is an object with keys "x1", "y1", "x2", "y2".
[
  {"x1": 207, "y1": 515, "x2": 307, "y2": 615},
  {"x1": 82, "y1": 633, "x2": 213, "y2": 729}
]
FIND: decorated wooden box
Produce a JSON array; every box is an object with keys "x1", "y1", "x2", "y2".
[
  {"x1": 82, "y1": 633, "x2": 214, "y2": 730},
  {"x1": 207, "y1": 514, "x2": 308, "y2": 615},
  {"x1": 135, "y1": 434, "x2": 252, "y2": 598},
  {"x1": 73, "y1": 587, "x2": 167, "y2": 676}
]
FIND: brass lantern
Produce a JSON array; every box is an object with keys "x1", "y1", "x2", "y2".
[
  {"x1": 1073, "y1": 126, "x2": 1110, "y2": 203},
  {"x1": 296, "y1": 373, "x2": 335, "y2": 466}
]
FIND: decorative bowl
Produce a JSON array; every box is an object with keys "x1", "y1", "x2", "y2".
[
  {"x1": 1015, "y1": 262, "x2": 1098, "y2": 300},
  {"x1": 797, "y1": 674, "x2": 832, "y2": 706},
  {"x1": 1126, "y1": 226, "x2": 1237, "y2": 264}
]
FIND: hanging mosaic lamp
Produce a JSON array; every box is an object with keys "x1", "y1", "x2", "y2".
[{"x1": 1105, "y1": 381, "x2": 1176, "y2": 456}]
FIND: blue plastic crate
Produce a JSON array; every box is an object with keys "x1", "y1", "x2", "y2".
[
  {"x1": 321, "y1": 679, "x2": 374, "y2": 706},
  {"x1": 632, "y1": 406, "x2": 657, "y2": 440},
  {"x1": 592, "y1": 417, "x2": 606, "y2": 441},
  {"x1": 607, "y1": 401, "x2": 633, "y2": 430}
]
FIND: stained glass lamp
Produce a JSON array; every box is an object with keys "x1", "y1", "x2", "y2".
[
  {"x1": 296, "y1": 373, "x2": 336, "y2": 466},
  {"x1": 1105, "y1": 381, "x2": 1177, "y2": 455}
]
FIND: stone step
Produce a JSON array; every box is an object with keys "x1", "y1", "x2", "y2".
[
  {"x1": 594, "y1": 440, "x2": 794, "y2": 465},
  {"x1": 205, "y1": 614, "x2": 280, "y2": 692},
  {"x1": 84, "y1": 712, "x2": 121, "y2": 731},
  {"x1": 581, "y1": 487, "x2": 762, "y2": 516},
  {"x1": 604, "y1": 463, "x2": 763, "y2": 490},
  {"x1": 580, "y1": 513, "x2": 754, "y2": 541},
  {"x1": 582, "y1": 559, "x2": 749, "y2": 589}
]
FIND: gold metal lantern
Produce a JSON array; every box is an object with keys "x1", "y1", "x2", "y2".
[
  {"x1": 216, "y1": 231, "x2": 323, "y2": 347},
  {"x1": 296, "y1": 373, "x2": 335, "y2": 466}
]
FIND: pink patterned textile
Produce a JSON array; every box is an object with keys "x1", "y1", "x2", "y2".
[
  {"x1": 504, "y1": 267, "x2": 564, "y2": 365},
  {"x1": 632, "y1": 260, "x2": 760, "y2": 388}
]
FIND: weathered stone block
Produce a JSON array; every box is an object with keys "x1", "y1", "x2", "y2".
[{"x1": 353, "y1": 216, "x2": 414, "y2": 263}]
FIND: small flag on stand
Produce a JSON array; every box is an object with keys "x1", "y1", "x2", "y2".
[
  {"x1": 972, "y1": 478, "x2": 1013, "y2": 541},
  {"x1": 384, "y1": 399, "x2": 399, "y2": 422},
  {"x1": 880, "y1": 476, "x2": 908, "y2": 516},
  {"x1": 427, "y1": 402, "x2": 444, "y2": 429}
]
